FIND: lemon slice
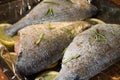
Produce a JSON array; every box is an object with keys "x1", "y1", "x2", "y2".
[
  {"x1": 0, "y1": 23, "x2": 18, "y2": 49},
  {"x1": 35, "y1": 71, "x2": 59, "y2": 80}
]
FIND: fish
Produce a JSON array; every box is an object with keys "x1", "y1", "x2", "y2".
[
  {"x1": 15, "y1": 21, "x2": 91, "y2": 76},
  {"x1": 55, "y1": 24, "x2": 120, "y2": 80},
  {"x1": 5, "y1": 0, "x2": 97, "y2": 37}
]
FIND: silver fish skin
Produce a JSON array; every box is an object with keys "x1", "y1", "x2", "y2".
[
  {"x1": 5, "y1": 0, "x2": 97, "y2": 36},
  {"x1": 15, "y1": 21, "x2": 90, "y2": 76},
  {"x1": 55, "y1": 24, "x2": 120, "y2": 80}
]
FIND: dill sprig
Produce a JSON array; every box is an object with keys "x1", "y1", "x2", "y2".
[
  {"x1": 35, "y1": 33, "x2": 45, "y2": 45},
  {"x1": 91, "y1": 29, "x2": 107, "y2": 43},
  {"x1": 46, "y1": 8, "x2": 54, "y2": 16},
  {"x1": 62, "y1": 53, "x2": 80, "y2": 64},
  {"x1": 44, "y1": 1, "x2": 59, "y2": 5},
  {"x1": 61, "y1": 27, "x2": 74, "y2": 38},
  {"x1": 111, "y1": 29, "x2": 115, "y2": 36}
]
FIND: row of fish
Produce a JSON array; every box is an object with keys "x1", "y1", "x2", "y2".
[
  {"x1": 5, "y1": 0, "x2": 97, "y2": 36},
  {"x1": 3, "y1": 0, "x2": 120, "y2": 79},
  {"x1": 5, "y1": 0, "x2": 120, "y2": 37},
  {"x1": 15, "y1": 22, "x2": 120, "y2": 80}
]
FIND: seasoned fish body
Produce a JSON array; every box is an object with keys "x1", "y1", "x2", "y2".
[
  {"x1": 55, "y1": 24, "x2": 120, "y2": 80},
  {"x1": 15, "y1": 21, "x2": 90, "y2": 76},
  {"x1": 5, "y1": 0, "x2": 97, "y2": 36}
]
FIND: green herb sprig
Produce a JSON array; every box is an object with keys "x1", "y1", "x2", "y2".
[
  {"x1": 91, "y1": 29, "x2": 107, "y2": 43},
  {"x1": 111, "y1": 29, "x2": 115, "y2": 36},
  {"x1": 35, "y1": 33, "x2": 45, "y2": 45},
  {"x1": 62, "y1": 53, "x2": 80, "y2": 64},
  {"x1": 44, "y1": 1, "x2": 59, "y2": 5},
  {"x1": 61, "y1": 27, "x2": 74, "y2": 38},
  {"x1": 46, "y1": 8, "x2": 54, "y2": 16}
]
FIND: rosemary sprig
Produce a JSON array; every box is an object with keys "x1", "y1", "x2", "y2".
[
  {"x1": 91, "y1": 29, "x2": 107, "y2": 43},
  {"x1": 46, "y1": 8, "x2": 54, "y2": 16},
  {"x1": 44, "y1": 1, "x2": 59, "y2": 5},
  {"x1": 35, "y1": 33, "x2": 45, "y2": 45},
  {"x1": 61, "y1": 27, "x2": 74, "y2": 38},
  {"x1": 111, "y1": 29, "x2": 115, "y2": 36},
  {"x1": 62, "y1": 53, "x2": 80, "y2": 64}
]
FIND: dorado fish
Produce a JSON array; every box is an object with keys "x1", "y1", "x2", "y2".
[
  {"x1": 15, "y1": 21, "x2": 90, "y2": 76},
  {"x1": 55, "y1": 24, "x2": 120, "y2": 80},
  {"x1": 5, "y1": 0, "x2": 97, "y2": 36}
]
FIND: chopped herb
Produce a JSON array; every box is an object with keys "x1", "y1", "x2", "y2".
[
  {"x1": 62, "y1": 48, "x2": 67, "y2": 55},
  {"x1": 46, "y1": 8, "x2": 54, "y2": 16},
  {"x1": 48, "y1": 23, "x2": 55, "y2": 30},
  {"x1": 111, "y1": 29, "x2": 115, "y2": 36},
  {"x1": 44, "y1": 1, "x2": 59, "y2": 5},
  {"x1": 61, "y1": 27, "x2": 74, "y2": 38},
  {"x1": 61, "y1": 27, "x2": 71, "y2": 32},
  {"x1": 91, "y1": 29, "x2": 107, "y2": 43},
  {"x1": 62, "y1": 53, "x2": 80, "y2": 64},
  {"x1": 35, "y1": 33, "x2": 45, "y2": 45}
]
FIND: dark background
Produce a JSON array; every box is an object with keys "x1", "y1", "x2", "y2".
[{"x1": 0, "y1": 0, "x2": 41, "y2": 23}]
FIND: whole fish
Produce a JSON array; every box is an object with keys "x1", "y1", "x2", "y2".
[
  {"x1": 55, "y1": 24, "x2": 120, "y2": 80},
  {"x1": 5, "y1": 0, "x2": 97, "y2": 36},
  {"x1": 15, "y1": 21, "x2": 91, "y2": 76}
]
